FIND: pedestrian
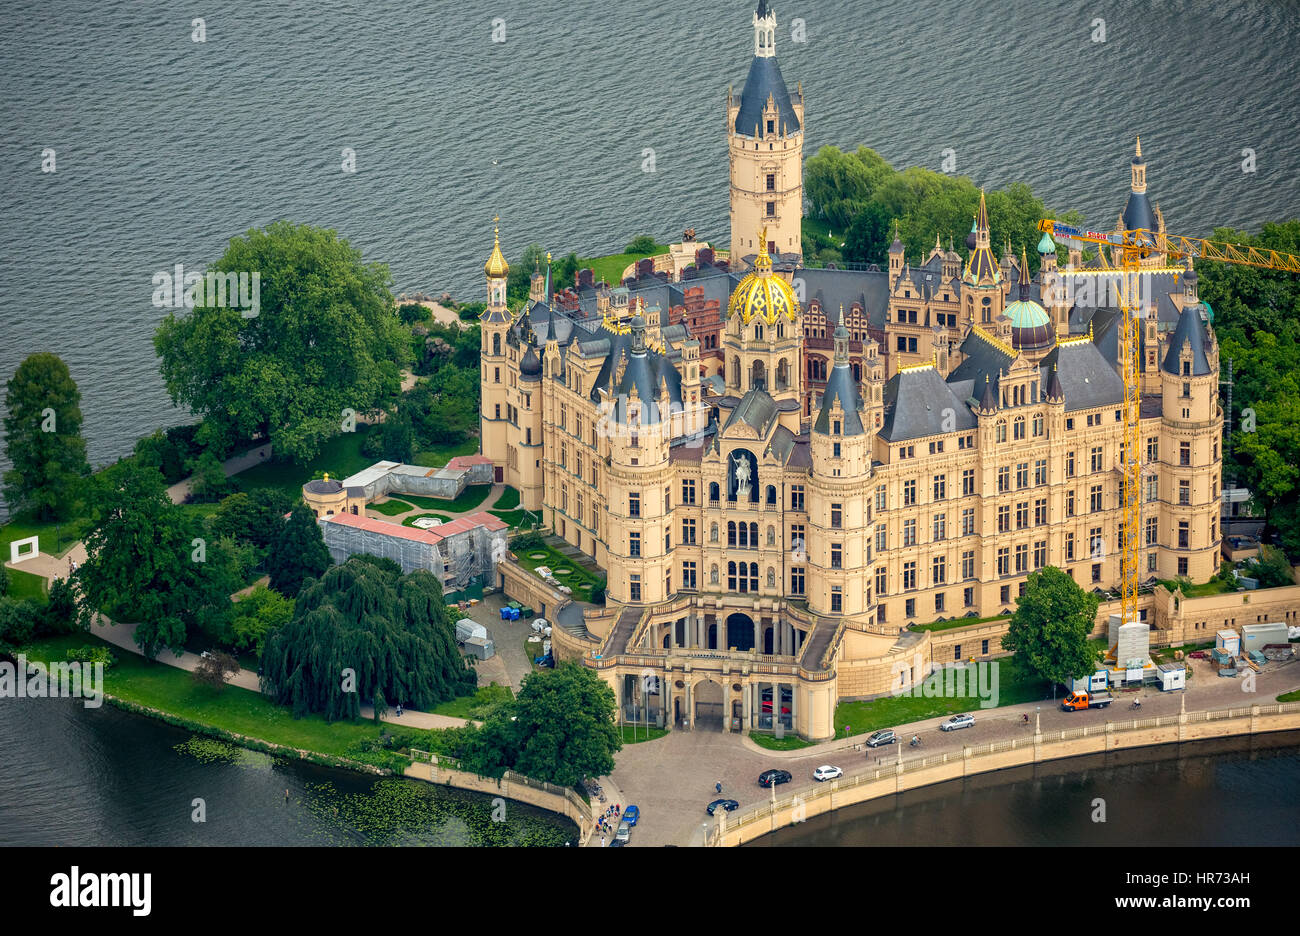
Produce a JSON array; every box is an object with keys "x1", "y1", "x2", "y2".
[
  {"x1": 716, "y1": 781, "x2": 722, "y2": 794},
  {"x1": 284, "y1": 788, "x2": 289, "y2": 801},
  {"x1": 601, "y1": 835, "x2": 606, "y2": 848},
  {"x1": 846, "y1": 723, "x2": 851, "y2": 736}
]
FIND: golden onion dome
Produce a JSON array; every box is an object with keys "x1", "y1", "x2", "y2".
[
  {"x1": 727, "y1": 229, "x2": 800, "y2": 325},
  {"x1": 484, "y1": 219, "x2": 509, "y2": 279}
]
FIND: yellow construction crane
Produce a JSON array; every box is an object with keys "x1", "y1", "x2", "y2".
[{"x1": 1036, "y1": 219, "x2": 1300, "y2": 629}]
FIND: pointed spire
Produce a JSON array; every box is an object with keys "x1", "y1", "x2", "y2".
[
  {"x1": 833, "y1": 304, "x2": 849, "y2": 364},
  {"x1": 1020, "y1": 246, "x2": 1033, "y2": 300},
  {"x1": 976, "y1": 191, "x2": 989, "y2": 243},
  {"x1": 1046, "y1": 362, "x2": 1064, "y2": 402},
  {"x1": 980, "y1": 374, "x2": 997, "y2": 413},
  {"x1": 1135, "y1": 135, "x2": 1143, "y2": 160},
  {"x1": 484, "y1": 216, "x2": 509, "y2": 278}
]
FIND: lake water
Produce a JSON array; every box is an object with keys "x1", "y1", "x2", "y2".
[
  {"x1": 2, "y1": 0, "x2": 1299, "y2": 486},
  {"x1": 0, "y1": 696, "x2": 575, "y2": 846},
  {"x1": 749, "y1": 731, "x2": 1300, "y2": 847}
]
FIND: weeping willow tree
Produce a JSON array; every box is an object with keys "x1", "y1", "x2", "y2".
[{"x1": 260, "y1": 554, "x2": 476, "y2": 721}]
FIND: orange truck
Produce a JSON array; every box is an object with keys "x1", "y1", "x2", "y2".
[{"x1": 1061, "y1": 690, "x2": 1113, "y2": 711}]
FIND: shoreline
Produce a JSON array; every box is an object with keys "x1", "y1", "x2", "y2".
[{"x1": 714, "y1": 700, "x2": 1300, "y2": 846}]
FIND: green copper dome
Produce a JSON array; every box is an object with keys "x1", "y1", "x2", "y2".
[
  {"x1": 1037, "y1": 231, "x2": 1056, "y2": 254},
  {"x1": 1007, "y1": 298, "x2": 1050, "y2": 329}
]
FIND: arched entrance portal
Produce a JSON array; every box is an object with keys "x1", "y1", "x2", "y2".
[
  {"x1": 693, "y1": 679, "x2": 724, "y2": 731},
  {"x1": 726, "y1": 613, "x2": 755, "y2": 652}
]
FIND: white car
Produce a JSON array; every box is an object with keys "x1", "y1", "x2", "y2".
[
  {"x1": 939, "y1": 713, "x2": 976, "y2": 731},
  {"x1": 813, "y1": 765, "x2": 843, "y2": 782}
]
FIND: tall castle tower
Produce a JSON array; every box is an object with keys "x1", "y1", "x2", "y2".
[
  {"x1": 728, "y1": 0, "x2": 804, "y2": 268},
  {"x1": 479, "y1": 220, "x2": 513, "y2": 481}
]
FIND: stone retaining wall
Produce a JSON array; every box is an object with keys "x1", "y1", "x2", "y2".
[
  {"x1": 713, "y1": 702, "x2": 1300, "y2": 846},
  {"x1": 404, "y1": 756, "x2": 590, "y2": 838}
]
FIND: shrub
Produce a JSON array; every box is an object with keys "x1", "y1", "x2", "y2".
[
  {"x1": 510, "y1": 531, "x2": 544, "y2": 552},
  {"x1": 398, "y1": 303, "x2": 427, "y2": 325},
  {"x1": 624, "y1": 235, "x2": 658, "y2": 254},
  {"x1": 67, "y1": 646, "x2": 117, "y2": 668}
]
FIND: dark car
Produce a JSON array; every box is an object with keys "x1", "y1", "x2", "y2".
[
  {"x1": 865, "y1": 729, "x2": 897, "y2": 748},
  {"x1": 607, "y1": 838, "x2": 626, "y2": 847},
  {"x1": 707, "y1": 798, "x2": 740, "y2": 815},
  {"x1": 758, "y1": 769, "x2": 792, "y2": 788}
]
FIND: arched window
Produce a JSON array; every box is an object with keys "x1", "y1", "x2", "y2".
[
  {"x1": 709, "y1": 482, "x2": 719, "y2": 502},
  {"x1": 751, "y1": 359, "x2": 766, "y2": 390},
  {"x1": 750, "y1": 522, "x2": 758, "y2": 546},
  {"x1": 765, "y1": 484, "x2": 777, "y2": 505},
  {"x1": 731, "y1": 357, "x2": 741, "y2": 386},
  {"x1": 728, "y1": 522, "x2": 737, "y2": 546},
  {"x1": 996, "y1": 420, "x2": 1007, "y2": 443},
  {"x1": 749, "y1": 563, "x2": 759, "y2": 592},
  {"x1": 777, "y1": 358, "x2": 789, "y2": 390},
  {"x1": 754, "y1": 323, "x2": 764, "y2": 341},
  {"x1": 1014, "y1": 417, "x2": 1026, "y2": 441},
  {"x1": 727, "y1": 562, "x2": 737, "y2": 591}
]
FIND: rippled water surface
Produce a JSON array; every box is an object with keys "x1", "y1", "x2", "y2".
[{"x1": 2, "y1": 0, "x2": 1298, "y2": 481}]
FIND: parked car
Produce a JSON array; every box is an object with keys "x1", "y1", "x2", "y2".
[
  {"x1": 813, "y1": 765, "x2": 843, "y2": 782},
  {"x1": 623, "y1": 805, "x2": 640, "y2": 826},
  {"x1": 615, "y1": 820, "x2": 630, "y2": 843},
  {"x1": 607, "y1": 837, "x2": 626, "y2": 847},
  {"x1": 706, "y1": 799, "x2": 740, "y2": 815},
  {"x1": 758, "y1": 769, "x2": 793, "y2": 787},
  {"x1": 865, "y1": 729, "x2": 897, "y2": 748},
  {"x1": 939, "y1": 713, "x2": 976, "y2": 731}
]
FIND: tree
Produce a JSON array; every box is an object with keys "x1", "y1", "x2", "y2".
[
  {"x1": 470, "y1": 662, "x2": 620, "y2": 786},
  {"x1": 1253, "y1": 545, "x2": 1295, "y2": 589},
  {"x1": 230, "y1": 585, "x2": 294, "y2": 655},
  {"x1": 0, "y1": 597, "x2": 40, "y2": 656},
  {"x1": 2, "y1": 353, "x2": 90, "y2": 520},
  {"x1": 1000, "y1": 567, "x2": 1101, "y2": 688},
  {"x1": 380, "y1": 410, "x2": 415, "y2": 463},
  {"x1": 259, "y1": 555, "x2": 476, "y2": 721},
  {"x1": 186, "y1": 451, "x2": 230, "y2": 503},
  {"x1": 77, "y1": 460, "x2": 233, "y2": 657},
  {"x1": 153, "y1": 221, "x2": 410, "y2": 463},
  {"x1": 39, "y1": 577, "x2": 78, "y2": 636},
  {"x1": 266, "y1": 504, "x2": 332, "y2": 597},
  {"x1": 193, "y1": 650, "x2": 240, "y2": 692},
  {"x1": 210, "y1": 488, "x2": 294, "y2": 550},
  {"x1": 373, "y1": 686, "x2": 388, "y2": 723}
]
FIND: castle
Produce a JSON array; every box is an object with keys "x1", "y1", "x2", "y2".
[{"x1": 478, "y1": 1, "x2": 1222, "y2": 739}]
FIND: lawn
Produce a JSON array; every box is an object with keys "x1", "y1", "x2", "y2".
[
  {"x1": 513, "y1": 544, "x2": 603, "y2": 603},
  {"x1": 0, "y1": 511, "x2": 90, "y2": 561},
  {"x1": 1158, "y1": 577, "x2": 1235, "y2": 598},
  {"x1": 232, "y1": 427, "x2": 379, "y2": 500},
  {"x1": 409, "y1": 437, "x2": 480, "y2": 468},
  {"x1": 401, "y1": 513, "x2": 454, "y2": 527},
  {"x1": 834, "y1": 659, "x2": 1052, "y2": 735},
  {"x1": 581, "y1": 243, "x2": 669, "y2": 287},
  {"x1": 19, "y1": 633, "x2": 452, "y2": 759},
  {"x1": 367, "y1": 498, "x2": 414, "y2": 516},
  {"x1": 398, "y1": 486, "x2": 492, "y2": 514},
  {"x1": 910, "y1": 613, "x2": 1011, "y2": 633},
  {"x1": 1278, "y1": 689, "x2": 1300, "y2": 703},
  {"x1": 749, "y1": 732, "x2": 814, "y2": 751},
  {"x1": 490, "y1": 508, "x2": 540, "y2": 529},
  {"x1": 6, "y1": 567, "x2": 50, "y2": 603},
  {"x1": 618, "y1": 725, "x2": 667, "y2": 744},
  {"x1": 431, "y1": 682, "x2": 513, "y2": 719},
  {"x1": 494, "y1": 486, "x2": 520, "y2": 510}
]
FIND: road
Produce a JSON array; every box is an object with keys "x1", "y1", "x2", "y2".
[{"x1": 609, "y1": 655, "x2": 1300, "y2": 847}]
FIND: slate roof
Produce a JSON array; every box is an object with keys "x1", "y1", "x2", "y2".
[
  {"x1": 949, "y1": 327, "x2": 1015, "y2": 399},
  {"x1": 1123, "y1": 189, "x2": 1156, "y2": 233},
  {"x1": 881, "y1": 365, "x2": 978, "y2": 441},
  {"x1": 798, "y1": 268, "x2": 891, "y2": 329},
  {"x1": 813, "y1": 359, "x2": 864, "y2": 436},
  {"x1": 1040, "y1": 339, "x2": 1125, "y2": 412},
  {"x1": 1162, "y1": 305, "x2": 1213, "y2": 376},
  {"x1": 734, "y1": 55, "x2": 801, "y2": 137},
  {"x1": 724, "y1": 387, "x2": 780, "y2": 437}
]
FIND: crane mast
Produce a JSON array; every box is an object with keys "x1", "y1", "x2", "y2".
[{"x1": 1037, "y1": 219, "x2": 1300, "y2": 628}]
